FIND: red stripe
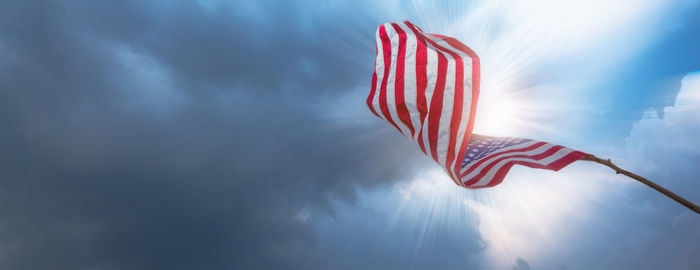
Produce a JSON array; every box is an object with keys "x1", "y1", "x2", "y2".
[
  {"x1": 390, "y1": 23, "x2": 415, "y2": 136},
  {"x1": 403, "y1": 21, "x2": 428, "y2": 154},
  {"x1": 366, "y1": 45, "x2": 381, "y2": 118},
  {"x1": 378, "y1": 25, "x2": 403, "y2": 134},
  {"x1": 440, "y1": 37, "x2": 480, "y2": 181},
  {"x1": 469, "y1": 151, "x2": 587, "y2": 189},
  {"x1": 427, "y1": 48, "x2": 447, "y2": 162},
  {"x1": 463, "y1": 145, "x2": 564, "y2": 186}
]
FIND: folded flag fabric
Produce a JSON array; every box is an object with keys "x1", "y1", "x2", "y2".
[
  {"x1": 366, "y1": 20, "x2": 480, "y2": 186},
  {"x1": 367, "y1": 21, "x2": 586, "y2": 188}
]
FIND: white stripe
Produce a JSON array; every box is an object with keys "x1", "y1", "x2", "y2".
[
  {"x1": 460, "y1": 140, "x2": 538, "y2": 174},
  {"x1": 451, "y1": 59, "x2": 473, "y2": 174},
  {"x1": 421, "y1": 40, "x2": 439, "y2": 158},
  {"x1": 470, "y1": 147, "x2": 575, "y2": 187},
  {"x1": 383, "y1": 24, "x2": 411, "y2": 136},
  {"x1": 396, "y1": 22, "x2": 422, "y2": 141},
  {"x1": 371, "y1": 27, "x2": 385, "y2": 119}
]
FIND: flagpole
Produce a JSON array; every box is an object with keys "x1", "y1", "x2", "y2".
[{"x1": 584, "y1": 154, "x2": 700, "y2": 215}]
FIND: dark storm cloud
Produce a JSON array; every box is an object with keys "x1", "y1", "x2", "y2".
[{"x1": 0, "y1": 1, "x2": 437, "y2": 269}]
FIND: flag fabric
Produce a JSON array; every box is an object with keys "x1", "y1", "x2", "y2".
[
  {"x1": 366, "y1": 20, "x2": 480, "y2": 186},
  {"x1": 460, "y1": 135, "x2": 587, "y2": 188},
  {"x1": 367, "y1": 21, "x2": 587, "y2": 188}
]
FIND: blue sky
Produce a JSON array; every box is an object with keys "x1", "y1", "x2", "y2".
[{"x1": 0, "y1": 0, "x2": 699, "y2": 269}]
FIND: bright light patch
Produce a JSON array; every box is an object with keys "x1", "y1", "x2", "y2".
[
  {"x1": 472, "y1": 77, "x2": 522, "y2": 136},
  {"x1": 384, "y1": 165, "x2": 612, "y2": 269}
]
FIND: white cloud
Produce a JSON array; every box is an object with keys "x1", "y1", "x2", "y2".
[{"x1": 626, "y1": 70, "x2": 700, "y2": 184}]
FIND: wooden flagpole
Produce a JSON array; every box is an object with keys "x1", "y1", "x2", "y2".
[{"x1": 584, "y1": 154, "x2": 700, "y2": 215}]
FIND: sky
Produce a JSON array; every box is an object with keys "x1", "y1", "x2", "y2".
[{"x1": 0, "y1": 0, "x2": 699, "y2": 269}]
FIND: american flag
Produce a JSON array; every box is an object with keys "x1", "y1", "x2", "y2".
[
  {"x1": 367, "y1": 21, "x2": 586, "y2": 188},
  {"x1": 461, "y1": 135, "x2": 586, "y2": 188}
]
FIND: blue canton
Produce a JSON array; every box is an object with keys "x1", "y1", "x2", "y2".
[{"x1": 461, "y1": 137, "x2": 531, "y2": 167}]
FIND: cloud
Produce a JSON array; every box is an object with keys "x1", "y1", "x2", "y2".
[
  {"x1": 0, "y1": 1, "x2": 424, "y2": 269},
  {"x1": 626, "y1": 70, "x2": 700, "y2": 188},
  {"x1": 512, "y1": 258, "x2": 530, "y2": 270},
  {"x1": 621, "y1": 71, "x2": 700, "y2": 269},
  {"x1": 0, "y1": 0, "x2": 698, "y2": 269},
  {"x1": 309, "y1": 169, "x2": 486, "y2": 269}
]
